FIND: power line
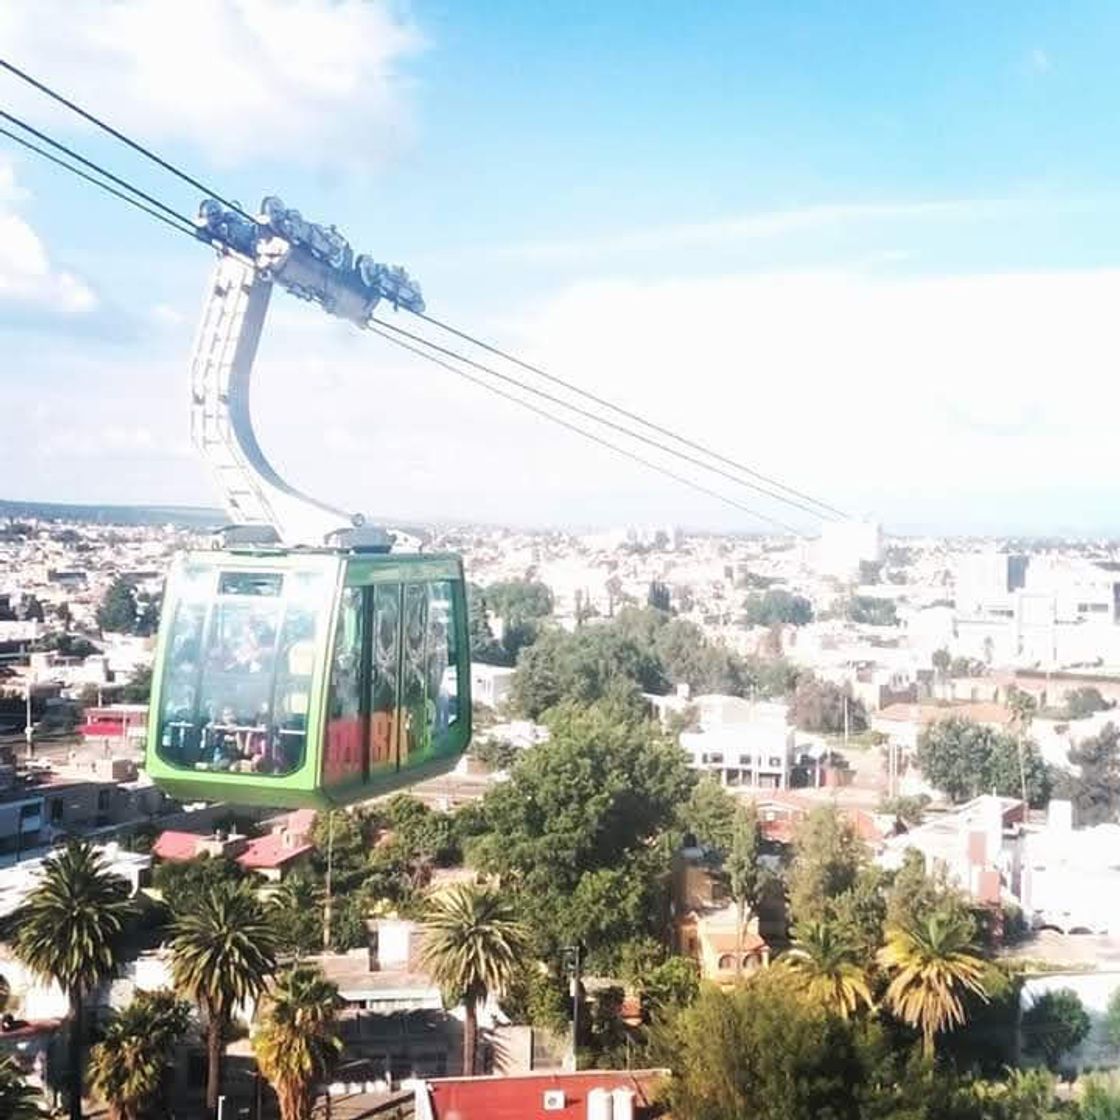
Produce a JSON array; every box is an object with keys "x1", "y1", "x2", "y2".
[
  {"x1": 365, "y1": 321, "x2": 800, "y2": 534},
  {"x1": 0, "y1": 124, "x2": 197, "y2": 238},
  {"x1": 414, "y1": 308, "x2": 847, "y2": 520},
  {"x1": 0, "y1": 124, "x2": 197, "y2": 239},
  {"x1": 0, "y1": 57, "x2": 252, "y2": 220},
  {"x1": 0, "y1": 108, "x2": 196, "y2": 229},
  {"x1": 371, "y1": 313, "x2": 829, "y2": 522}
]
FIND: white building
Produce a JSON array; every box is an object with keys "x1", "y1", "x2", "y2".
[
  {"x1": 469, "y1": 663, "x2": 516, "y2": 710},
  {"x1": 678, "y1": 697, "x2": 796, "y2": 789}
]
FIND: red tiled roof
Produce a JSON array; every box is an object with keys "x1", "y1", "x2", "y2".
[
  {"x1": 151, "y1": 830, "x2": 202, "y2": 862},
  {"x1": 236, "y1": 832, "x2": 314, "y2": 871},
  {"x1": 424, "y1": 1070, "x2": 666, "y2": 1120}
]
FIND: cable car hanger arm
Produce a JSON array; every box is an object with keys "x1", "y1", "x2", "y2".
[{"x1": 189, "y1": 197, "x2": 425, "y2": 550}]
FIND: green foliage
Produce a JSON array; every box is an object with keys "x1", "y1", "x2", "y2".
[
  {"x1": 470, "y1": 579, "x2": 554, "y2": 666},
  {"x1": 880, "y1": 794, "x2": 932, "y2": 827},
  {"x1": 648, "y1": 580, "x2": 672, "y2": 612},
  {"x1": 153, "y1": 854, "x2": 247, "y2": 918},
  {"x1": 270, "y1": 873, "x2": 325, "y2": 955},
  {"x1": 788, "y1": 806, "x2": 867, "y2": 927},
  {"x1": 664, "y1": 970, "x2": 872, "y2": 1120},
  {"x1": 511, "y1": 625, "x2": 664, "y2": 718},
  {"x1": 420, "y1": 884, "x2": 529, "y2": 1074},
  {"x1": 97, "y1": 577, "x2": 139, "y2": 634},
  {"x1": 12, "y1": 840, "x2": 135, "y2": 1120},
  {"x1": 680, "y1": 775, "x2": 738, "y2": 852},
  {"x1": 782, "y1": 920, "x2": 873, "y2": 1019},
  {"x1": 916, "y1": 718, "x2": 1051, "y2": 806},
  {"x1": 119, "y1": 663, "x2": 153, "y2": 704},
  {"x1": 790, "y1": 676, "x2": 868, "y2": 734},
  {"x1": 848, "y1": 595, "x2": 899, "y2": 627},
  {"x1": 830, "y1": 866, "x2": 889, "y2": 962},
  {"x1": 878, "y1": 910, "x2": 989, "y2": 1058},
  {"x1": 470, "y1": 737, "x2": 519, "y2": 772},
  {"x1": 502, "y1": 962, "x2": 570, "y2": 1033},
  {"x1": 1063, "y1": 723, "x2": 1120, "y2": 825},
  {"x1": 169, "y1": 881, "x2": 279, "y2": 1110},
  {"x1": 381, "y1": 794, "x2": 461, "y2": 867},
  {"x1": 1081, "y1": 1076, "x2": 1120, "y2": 1120},
  {"x1": 253, "y1": 964, "x2": 343, "y2": 1120},
  {"x1": 1063, "y1": 686, "x2": 1113, "y2": 720},
  {"x1": 467, "y1": 582, "x2": 506, "y2": 665},
  {"x1": 0, "y1": 1057, "x2": 43, "y2": 1120},
  {"x1": 641, "y1": 955, "x2": 700, "y2": 1016},
  {"x1": 1021, "y1": 988, "x2": 1091, "y2": 1071},
  {"x1": 472, "y1": 699, "x2": 694, "y2": 969},
  {"x1": 88, "y1": 989, "x2": 191, "y2": 1120},
  {"x1": 744, "y1": 589, "x2": 814, "y2": 627},
  {"x1": 1107, "y1": 987, "x2": 1120, "y2": 1051}
]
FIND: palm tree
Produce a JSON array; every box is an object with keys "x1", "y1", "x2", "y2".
[
  {"x1": 782, "y1": 920, "x2": 874, "y2": 1019},
  {"x1": 877, "y1": 910, "x2": 989, "y2": 1058},
  {"x1": 420, "y1": 884, "x2": 528, "y2": 1075},
  {"x1": 253, "y1": 964, "x2": 343, "y2": 1120},
  {"x1": 169, "y1": 882, "x2": 278, "y2": 1116},
  {"x1": 12, "y1": 839, "x2": 135, "y2": 1120},
  {"x1": 88, "y1": 989, "x2": 191, "y2": 1120},
  {"x1": 0, "y1": 1056, "x2": 44, "y2": 1120}
]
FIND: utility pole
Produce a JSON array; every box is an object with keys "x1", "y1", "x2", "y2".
[
  {"x1": 323, "y1": 810, "x2": 334, "y2": 951},
  {"x1": 563, "y1": 945, "x2": 581, "y2": 1071},
  {"x1": 24, "y1": 677, "x2": 33, "y2": 759}
]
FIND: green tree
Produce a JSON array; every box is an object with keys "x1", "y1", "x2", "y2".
[
  {"x1": 472, "y1": 699, "x2": 694, "y2": 968},
  {"x1": 12, "y1": 840, "x2": 135, "y2": 1120},
  {"x1": 467, "y1": 583, "x2": 506, "y2": 665},
  {"x1": 1021, "y1": 988, "x2": 1091, "y2": 1072},
  {"x1": 680, "y1": 775, "x2": 738, "y2": 852},
  {"x1": 88, "y1": 990, "x2": 191, "y2": 1120},
  {"x1": 647, "y1": 580, "x2": 672, "y2": 612},
  {"x1": 420, "y1": 884, "x2": 529, "y2": 1075},
  {"x1": 1064, "y1": 686, "x2": 1113, "y2": 720},
  {"x1": 153, "y1": 855, "x2": 247, "y2": 918},
  {"x1": 744, "y1": 589, "x2": 813, "y2": 627},
  {"x1": 723, "y1": 803, "x2": 767, "y2": 976},
  {"x1": 664, "y1": 969, "x2": 871, "y2": 1120},
  {"x1": 253, "y1": 964, "x2": 343, "y2": 1120},
  {"x1": 269, "y1": 874, "x2": 325, "y2": 956},
  {"x1": 96, "y1": 578, "x2": 139, "y2": 634},
  {"x1": 788, "y1": 806, "x2": 867, "y2": 927},
  {"x1": 782, "y1": 921, "x2": 873, "y2": 1019},
  {"x1": 1081, "y1": 1076, "x2": 1120, "y2": 1120},
  {"x1": 0, "y1": 1057, "x2": 43, "y2": 1120},
  {"x1": 847, "y1": 596, "x2": 898, "y2": 627},
  {"x1": 932, "y1": 648, "x2": 952, "y2": 698},
  {"x1": 878, "y1": 911, "x2": 989, "y2": 1058},
  {"x1": 640, "y1": 955, "x2": 700, "y2": 1017},
  {"x1": 169, "y1": 882, "x2": 279, "y2": 1115},
  {"x1": 1064, "y1": 723, "x2": 1120, "y2": 825},
  {"x1": 119, "y1": 664, "x2": 153, "y2": 704},
  {"x1": 790, "y1": 677, "x2": 867, "y2": 735},
  {"x1": 917, "y1": 718, "x2": 1050, "y2": 806}
]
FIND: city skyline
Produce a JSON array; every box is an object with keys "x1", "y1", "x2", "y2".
[{"x1": 3, "y1": 3, "x2": 1120, "y2": 534}]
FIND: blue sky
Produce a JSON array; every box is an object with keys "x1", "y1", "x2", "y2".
[{"x1": 2, "y1": 1, "x2": 1120, "y2": 536}]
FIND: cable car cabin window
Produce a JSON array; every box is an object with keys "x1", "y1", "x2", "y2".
[
  {"x1": 157, "y1": 568, "x2": 328, "y2": 777},
  {"x1": 371, "y1": 583, "x2": 402, "y2": 767},
  {"x1": 428, "y1": 581, "x2": 460, "y2": 735},
  {"x1": 324, "y1": 587, "x2": 364, "y2": 785}
]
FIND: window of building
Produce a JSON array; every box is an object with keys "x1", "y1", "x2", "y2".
[
  {"x1": 768, "y1": 756, "x2": 783, "y2": 768},
  {"x1": 717, "y1": 954, "x2": 735, "y2": 970}
]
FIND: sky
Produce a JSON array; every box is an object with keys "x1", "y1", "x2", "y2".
[{"x1": 1, "y1": 1, "x2": 1120, "y2": 537}]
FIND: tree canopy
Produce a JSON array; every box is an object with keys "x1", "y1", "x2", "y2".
[
  {"x1": 790, "y1": 677, "x2": 868, "y2": 735},
  {"x1": 471, "y1": 698, "x2": 693, "y2": 969},
  {"x1": 744, "y1": 589, "x2": 814, "y2": 627},
  {"x1": 97, "y1": 577, "x2": 139, "y2": 634},
  {"x1": 916, "y1": 717, "x2": 1051, "y2": 806},
  {"x1": 1061, "y1": 722, "x2": 1120, "y2": 825}
]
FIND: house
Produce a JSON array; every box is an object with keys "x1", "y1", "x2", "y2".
[
  {"x1": 878, "y1": 794, "x2": 1026, "y2": 907},
  {"x1": 414, "y1": 1068, "x2": 668, "y2": 1120},
  {"x1": 152, "y1": 809, "x2": 316, "y2": 882},
  {"x1": 677, "y1": 696, "x2": 796, "y2": 789},
  {"x1": 677, "y1": 903, "x2": 770, "y2": 983}
]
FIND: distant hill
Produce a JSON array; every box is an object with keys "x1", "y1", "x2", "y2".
[{"x1": 0, "y1": 499, "x2": 224, "y2": 529}]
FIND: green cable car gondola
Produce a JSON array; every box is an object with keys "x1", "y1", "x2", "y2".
[
  {"x1": 146, "y1": 549, "x2": 471, "y2": 808},
  {"x1": 145, "y1": 197, "x2": 473, "y2": 808}
]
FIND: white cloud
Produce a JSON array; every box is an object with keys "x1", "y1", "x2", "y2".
[
  {"x1": 492, "y1": 198, "x2": 1032, "y2": 264},
  {"x1": 0, "y1": 0, "x2": 423, "y2": 168},
  {"x1": 0, "y1": 163, "x2": 96, "y2": 312}
]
